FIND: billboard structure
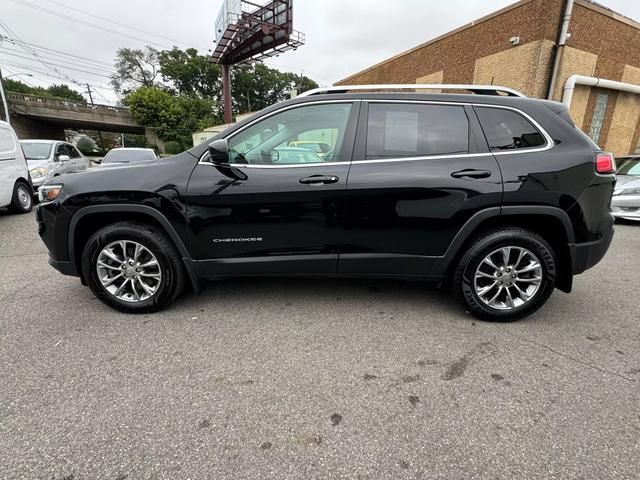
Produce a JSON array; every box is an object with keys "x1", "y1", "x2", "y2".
[{"x1": 212, "y1": 0, "x2": 305, "y2": 123}]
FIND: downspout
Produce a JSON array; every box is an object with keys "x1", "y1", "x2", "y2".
[
  {"x1": 547, "y1": 0, "x2": 575, "y2": 100},
  {"x1": 562, "y1": 74, "x2": 640, "y2": 107}
]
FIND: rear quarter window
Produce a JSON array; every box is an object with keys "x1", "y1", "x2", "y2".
[{"x1": 475, "y1": 107, "x2": 546, "y2": 151}]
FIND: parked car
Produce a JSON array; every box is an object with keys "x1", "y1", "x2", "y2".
[
  {"x1": 35, "y1": 84, "x2": 616, "y2": 320},
  {"x1": 274, "y1": 146, "x2": 325, "y2": 164},
  {"x1": 0, "y1": 120, "x2": 32, "y2": 213},
  {"x1": 100, "y1": 148, "x2": 157, "y2": 166},
  {"x1": 21, "y1": 140, "x2": 90, "y2": 191},
  {"x1": 612, "y1": 155, "x2": 640, "y2": 221},
  {"x1": 288, "y1": 140, "x2": 333, "y2": 158}
]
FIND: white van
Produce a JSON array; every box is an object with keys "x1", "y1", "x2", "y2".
[{"x1": 0, "y1": 120, "x2": 32, "y2": 213}]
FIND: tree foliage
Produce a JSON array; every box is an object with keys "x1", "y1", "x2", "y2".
[
  {"x1": 111, "y1": 46, "x2": 160, "y2": 94},
  {"x1": 115, "y1": 45, "x2": 318, "y2": 148},
  {"x1": 4, "y1": 79, "x2": 86, "y2": 102},
  {"x1": 159, "y1": 47, "x2": 221, "y2": 98}
]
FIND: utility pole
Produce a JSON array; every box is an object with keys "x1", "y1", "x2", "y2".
[
  {"x1": 0, "y1": 66, "x2": 11, "y2": 126},
  {"x1": 85, "y1": 83, "x2": 106, "y2": 154}
]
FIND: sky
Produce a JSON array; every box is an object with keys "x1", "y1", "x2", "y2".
[{"x1": 1, "y1": 0, "x2": 640, "y2": 105}]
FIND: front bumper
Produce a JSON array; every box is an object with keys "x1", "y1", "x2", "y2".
[{"x1": 571, "y1": 226, "x2": 614, "y2": 275}]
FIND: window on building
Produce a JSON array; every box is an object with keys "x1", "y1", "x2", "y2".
[
  {"x1": 476, "y1": 107, "x2": 546, "y2": 151},
  {"x1": 365, "y1": 103, "x2": 469, "y2": 159},
  {"x1": 589, "y1": 93, "x2": 609, "y2": 145}
]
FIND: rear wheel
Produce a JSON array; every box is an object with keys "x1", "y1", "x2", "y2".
[
  {"x1": 454, "y1": 228, "x2": 557, "y2": 321},
  {"x1": 82, "y1": 222, "x2": 186, "y2": 313},
  {"x1": 8, "y1": 181, "x2": 32, "y2": 213}
]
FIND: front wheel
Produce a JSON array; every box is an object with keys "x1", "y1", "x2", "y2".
[
  {"x1": 454, "y1": 228, "x2": 557, "y2": 321},
  {"x1": 82, "y1": 222, "x2": 186, "y2": 313},
  {"x1": 8, "y1": 181, "x2": 33, "y2": 213}
]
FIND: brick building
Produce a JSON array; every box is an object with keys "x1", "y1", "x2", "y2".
[{"x1": 336, "y1": 0, "x2": 640, "y2": 156}]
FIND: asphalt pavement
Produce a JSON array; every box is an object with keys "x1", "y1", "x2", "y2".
[{"x1": 1, "y1": 209, "x2": 639, "y2": 480}]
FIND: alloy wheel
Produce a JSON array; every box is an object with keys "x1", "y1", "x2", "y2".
[
  {"x1": 473, "y1": 246, "x2": 543, "y2": 310},
  {"x1": 96, "y1": 240, "x2": 162, "y2": 303}
]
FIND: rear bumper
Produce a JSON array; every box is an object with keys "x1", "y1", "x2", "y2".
[{"x1": 571, "y1": 226, "x2": 614, "y2": 275}]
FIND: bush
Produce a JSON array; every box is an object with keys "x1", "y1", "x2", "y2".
[{"x1": 164, "y1": 141, "x2": 182, "y2": 155}]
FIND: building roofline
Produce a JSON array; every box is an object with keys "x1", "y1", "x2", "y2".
[
  {"x1": 336, "y1": 0, "x2": 640, "y2": 86},
  {"x1": 336, "y1": 0, "x2": 535, "y2": 85}
]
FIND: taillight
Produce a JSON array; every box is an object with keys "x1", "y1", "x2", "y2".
[{"x1": 595, "y1": 152, "x2": 616, "y2": 174}]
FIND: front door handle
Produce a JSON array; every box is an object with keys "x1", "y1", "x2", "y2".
[
  {"x1": 299, "y1": 175, "x2": 339, "y2": 185},
  {"x1": 451, "y1": 169, "x2": 492, "y2": 179}
]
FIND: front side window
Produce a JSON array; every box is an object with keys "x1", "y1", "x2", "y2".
[
  {"x1": 365, "y1": 103, "x2": 469, "y2": 160},
  {"x1": 476, "y1": 107, "x2": 546, "y2": 151},
  {"x1": 0, "y1": 128, "x2": 16, "y2": 154},
  {"x1": 227, "y1": 103, "x2": 352, "y2": 165}
]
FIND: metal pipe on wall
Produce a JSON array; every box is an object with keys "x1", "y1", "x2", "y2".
[
  {"x1": 562, "y1": 74, "x2": 640, "y2": 107},
  {"x1": 548, "y1": 0, "x2": 575, "y2": 100}
]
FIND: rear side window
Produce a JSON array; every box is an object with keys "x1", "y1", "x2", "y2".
[
  {"x1": 475, "y1": 107, "x2": 546, "y2": 151},
  {"x1": 0, "y1": 128, "x2": 16, "y2": 154},
  {"x1": 365, "y1": 103, "x2": 469, "y2": 159}
]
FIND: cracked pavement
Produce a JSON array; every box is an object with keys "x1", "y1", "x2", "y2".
[{"x1": 1, "y1": 210, "x2": 639, "y2": 479}]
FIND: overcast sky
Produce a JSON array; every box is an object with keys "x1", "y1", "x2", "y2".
[{"x1": 1, "y1": 0, "x2": 640, "y2": 104}]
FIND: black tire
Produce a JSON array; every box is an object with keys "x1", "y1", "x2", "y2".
[
  {"x1": 82, "y1": 222, "x2": 186, "y2": 313},
  {"x1": 8, "y1": 181, "x2": 33, "y2": 214},
  {"x1": 453, "y1": 227, "x2": 557, "y2": 322}
]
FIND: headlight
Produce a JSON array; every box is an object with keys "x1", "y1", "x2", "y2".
[
  {"x1": 30, "y1": 167, "x2": 49, "y2": 179},
  {"x1": 614, "y1": 187, "x2": 640, "y2": 196},
  {"x1": 38, "y1": 184, "x2": 63, "y2": 203}
]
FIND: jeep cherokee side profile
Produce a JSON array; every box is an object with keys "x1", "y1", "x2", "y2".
[{"x1": 35, "y1": 85, "x2": 616, "y2": 321}]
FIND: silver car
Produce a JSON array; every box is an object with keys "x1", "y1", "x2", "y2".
[
  {"x1": 612, "y1": 155, "x2": 640, "y2": 221},
  {"x1": 20, "y1": 140, "x2": 91, "y2": 190}
]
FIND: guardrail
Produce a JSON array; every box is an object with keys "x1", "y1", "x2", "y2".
[{"x1": 7, "y1": 92, "x2": 131, "y2": 115}]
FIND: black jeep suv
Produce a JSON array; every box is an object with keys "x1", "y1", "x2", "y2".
[{"x1": 35, "y1": 85, "x2": 616, "y2": 321}]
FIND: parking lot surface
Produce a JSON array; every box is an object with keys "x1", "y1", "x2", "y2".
[{"x1": 1, "y1": 210, "x2": 639, "y2": 480}]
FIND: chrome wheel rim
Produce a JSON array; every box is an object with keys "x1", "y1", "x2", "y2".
[
  {"x1": 96, "y1": 240, "x2": 162, "y2": 303},
  {"x1": 474, "y1": 246, "x2": 543, "y2": 310},
  {"x1": 17, "y1": 186, "x2": 31, "y2": 209}
]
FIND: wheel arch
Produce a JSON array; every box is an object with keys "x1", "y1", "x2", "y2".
[
  {"x1": 69, "y1": 205, "x2": 200, "y2": 293},
  {"x1": 438, "y1": 206, "x2": 575, "y2": 293}
]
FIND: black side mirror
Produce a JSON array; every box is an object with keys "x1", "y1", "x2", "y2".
[{"x1": 208, "y1": 139, "x2": 229, "y2": 164}]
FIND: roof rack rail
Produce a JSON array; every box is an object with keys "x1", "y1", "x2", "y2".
[{"x1": 298, "y1": 84, "x2": 526, "y2": 98}]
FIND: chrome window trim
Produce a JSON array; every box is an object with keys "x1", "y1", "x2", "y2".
[
  {"x1": 197, "y1": 98, "x2": 554, "y2": 168},
  {"x1": 198, "y1": 99, "x2": 359, "y2": 167}
]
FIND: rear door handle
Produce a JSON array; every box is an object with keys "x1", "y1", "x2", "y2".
[
  {"x1": 299, "y1": 175, "x2": 339, "y2": 185},
  {"x1": 451, "y1": 169, "x2": 492, "y2": 179}
]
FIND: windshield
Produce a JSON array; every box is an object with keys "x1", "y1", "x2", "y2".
[
  {"x1": 102, "y1": 149, "x2": 156, "y2": 164},
  {"x1": 616, "y1": 157, "x2": 640, "y2": 176},
  {"x1": 21, "y1": 142, "x2": 52, "y2": 160}
]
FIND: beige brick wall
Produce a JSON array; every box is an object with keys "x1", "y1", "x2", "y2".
[
  {"x1": 416, "y1": 71, "x2": 444, "y2": 93},
  {"x1": 604, "y1": 65, "x2": 640, "y2": 155},
  {"x1": 473, "y1": 40, "x2": 555, "y2": 98}
]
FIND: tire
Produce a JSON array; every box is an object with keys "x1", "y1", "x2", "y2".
[
  {"x1": 82, "y1": 222, "x2": 186, "y2": 313},
  {"x1": 453, "y1": 227, "x2": 557, "y2": 322},
  {"x1": 8, "y1": 181, "x2": 33, "y2": 214}
]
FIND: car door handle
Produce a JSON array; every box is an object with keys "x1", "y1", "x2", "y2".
[
  {"x1": 451, "y1": 169, "x2": 492, "y2": 179},
  {"x1": 299, "y1": 175, "x2": 339, "y2": 185}
]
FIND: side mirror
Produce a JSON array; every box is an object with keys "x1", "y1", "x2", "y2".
[
  {"x1": 58, "y1": 155, "x2": 71, "y2": 162},
  {"x1": 207, "y1": 139, "x2": 229, "y2": 164}
]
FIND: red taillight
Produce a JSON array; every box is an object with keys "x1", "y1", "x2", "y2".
[{"x1": 596, "y1": 152, "x2": 616, "y2": 174}]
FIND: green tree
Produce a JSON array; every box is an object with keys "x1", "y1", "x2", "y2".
[
  {"x1": 231, "y1": 63, "x2": 318, "y2": 115},
  {"x1": 159, "y1": 47, "x2": 221, "y2": 98},
  {"x1": 4, "y1": 78, "x2": 86, "y2": 102},
  {"x1": 112, "y1": 46, "x2": 160, "y2": 95},
  {"x1": 46, "y1": 84, "x2": 86, "y2": 102}
]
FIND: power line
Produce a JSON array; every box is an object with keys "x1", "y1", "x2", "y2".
[
  {"x1": 0, "y1": 47, "x2": 114, "y2": 75},
  {"x1": 9, "y1": 0, "x2": 178, "y2": 49},
  {"x1": 41, "y1": 0, "x2": 204, "y2": 50},
  {"x1": 0, "y1": 34, "x2": 113, "y2": 68},
  {"x1": 0, "y1": 55, "x2": 113, "y2": 80}
]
